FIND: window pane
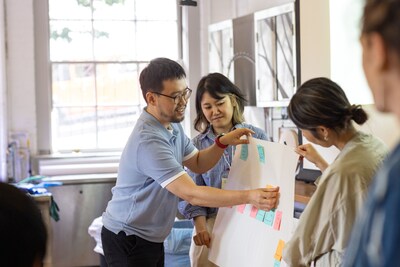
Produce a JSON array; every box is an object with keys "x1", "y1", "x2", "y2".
[
  {"x1": 209, "y1": 31, "x2": 223, "y2": 73},
  {"x1": 138, "y1": 63, "x2": 149, "y2": 106},
  {"x1": 48, "y1": 0, "x2": 180, "y2": 151},
  {"x1": 93, "y1": 21, "x2": 136, "y2": 61},
  {"x1": 52, "y1": 107, "x2": 97, "y2": 150},
  {"x1": 49, "y1": 0, "x2": 91, "y2": 20},
  {"x1": 52, "y1": 64, "x2": 96, "y2": 106},
  {"x1": 136, "y1": 0, "x2": 177, "y2": 20},
  {"x1": 136, "y1": 21, "x2": 179, "y2": 61},
  {"x1": 276, "y1": 13, "x2": 294, "y2": 100},
  {"x1": 50, "y1": 21, "x2": 93, "y2": 61},
  {"x1": 257, "y1": 17, "x2": 276, "y2": 102},
  {"x1": 96, "y1": 64, "x2": 140, "y2": 105},
  {"x1": 97, "y1": 106, "x2": 141, "y2": 148},
  {"x1": 93, "y1": 0, "x2": 135, "y2": 20}
]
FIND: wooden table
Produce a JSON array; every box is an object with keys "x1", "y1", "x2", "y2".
[{"x1": 295, "y1": 180, "x2": 317, "y2": 204}]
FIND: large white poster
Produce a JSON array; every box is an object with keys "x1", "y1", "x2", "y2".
[{"x1": 209, "y1": 137, "x2": 298, "y2": 267}]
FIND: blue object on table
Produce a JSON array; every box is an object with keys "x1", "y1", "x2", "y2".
[
  {"x1": 164, "y1": 220, "x2": 193, "y2": 267},
  {"x1": 294, "y1": 201, "x2": 307, "y2": 219},
  {"x1": 14, "y1": 179, "x2": 62, "y2": 222}
]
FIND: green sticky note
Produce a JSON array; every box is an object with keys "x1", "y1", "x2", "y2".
[
  {"x1": 240, "y1": 144, "x2": 248, "y2": 161},
  {"x1": 257, "y1": 144, "x2": 265, "y2": 163},
  {"x1": 263, "y1": 210, "x2": 275, "y2": 226},
  {"x1": 256, "y1": 210, "x2": 266, "y2": 221},
  {"x1": 273, "y1": 259, "x2": 281, "y2": 267}
]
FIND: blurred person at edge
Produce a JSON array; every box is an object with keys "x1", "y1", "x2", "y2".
[
  {"x1": 344, "y1": 0, "x2": 400, "y2": 266},
  {"x1": 101, "y1": 58, "x2": 279, "y2": 267},
  {"x1": 0, "y1": 182, "x2": 47, "y2": 267},
  {"x1": 282, "y1": 77, "x2": 387, "y2": 266},
  {"x1": 179, "y1": 73, "x2": 269, "y2": 267}
]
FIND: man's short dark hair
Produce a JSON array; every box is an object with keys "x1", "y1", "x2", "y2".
[
  {"x1": 0, "y1": 182, "x2": 47, "y2": 266},
  {"x1": 139, "y1": 58, "x2": 186, "y2": 101}
]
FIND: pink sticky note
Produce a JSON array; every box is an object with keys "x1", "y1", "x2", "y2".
[
  {"x1": 237, "y1": 204, "x2": 246, "y2": 213},
  {"x1": 250, "y1": 206, "x2": 258, "y2": 218},
  {"x1": 273, "y1": 210, "x2": 283, "y2": 230}
]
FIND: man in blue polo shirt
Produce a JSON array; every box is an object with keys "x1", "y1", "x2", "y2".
[{"x1": 101, "y1": 58, "x2": 279, "y2": 266}]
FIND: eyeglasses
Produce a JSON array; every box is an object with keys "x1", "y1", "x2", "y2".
[{"x1": 151, "y1": 88, "x2": 192, "y2": 104}]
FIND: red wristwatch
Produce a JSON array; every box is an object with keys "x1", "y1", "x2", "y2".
[{"x1": 215, "y1": 133, "x2": 228, "y2": 149}]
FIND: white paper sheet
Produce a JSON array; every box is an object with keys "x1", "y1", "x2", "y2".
[{"x1": 209, "y1": 137, "x2": 299, "y2": 267}]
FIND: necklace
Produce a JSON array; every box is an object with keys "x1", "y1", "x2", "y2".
[{"x1": 222, "y1": 146, "x2": 233, "y2": 170}]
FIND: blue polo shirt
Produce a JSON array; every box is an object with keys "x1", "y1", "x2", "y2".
[{"x1": 102, "y1": 108, "x2": 197, "y2": 243}]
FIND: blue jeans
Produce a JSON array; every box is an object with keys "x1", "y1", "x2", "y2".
[{"x1": 101, "y1": 226, "x2": 164, "y2": 267}]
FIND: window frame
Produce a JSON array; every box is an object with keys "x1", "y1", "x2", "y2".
[{"x1": 34, "y1": 0, "x2": 183, "y2": 155}]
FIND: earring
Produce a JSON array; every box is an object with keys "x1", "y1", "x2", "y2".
[{"x1": 324, "y1": 136, "x2": 328, "y2": 141}]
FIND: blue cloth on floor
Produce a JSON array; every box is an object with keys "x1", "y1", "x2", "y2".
[{"x1": 164, "y1": 220, "x2": 193, "y2": 267}]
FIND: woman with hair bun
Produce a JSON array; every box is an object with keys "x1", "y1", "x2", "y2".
[{"x1": 282, "y1": 77, "x2": 387, "y2": 266}]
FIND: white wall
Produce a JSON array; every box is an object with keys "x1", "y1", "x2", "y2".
[
  {"x1": 359, "y1": 105, "x2": 400, "y2": 149},
  {"x1": 330, "y1": 0, "x2": 373, "y2": 104},
  {"x1": 5, "y1": 0, "x2": 37, "y2": 153},
  {"x1": 0, "y1": 0, "x2": 7, "y2": 181},
  {"x1": 299, "y1": 0, "x2": 331, "y2": 81}
]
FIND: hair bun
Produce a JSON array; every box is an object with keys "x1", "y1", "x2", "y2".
[{"x1": 349, "y1": 104, "x2": 368, "y2": 125}]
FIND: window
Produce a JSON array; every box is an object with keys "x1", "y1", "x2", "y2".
[{"x1": 44, "y1": 0, "x2": 180, "y2": 152}]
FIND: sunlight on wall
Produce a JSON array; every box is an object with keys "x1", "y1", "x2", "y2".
[{"x1": 330, "y1": 0, "x2": 373, "y2": 105}]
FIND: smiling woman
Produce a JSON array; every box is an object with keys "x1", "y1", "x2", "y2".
[{"x1": 178, "y1": 73, "x2": 269, "y2": 267}]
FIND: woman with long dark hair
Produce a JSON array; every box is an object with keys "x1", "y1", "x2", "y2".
[
  {"x1": 282, "y1": 77, "x2": 387, "y2": 266},
  {"x1": 179, "y1": 73, "x2": 269, "y2": 267}
]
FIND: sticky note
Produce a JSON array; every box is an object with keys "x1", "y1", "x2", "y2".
[
  {"x1": 240, "y1": 144, "x2": 248, "y2": 161},
  {"x1": 250, "y1": 206, "x2": 258, "y2": 218},
  {"x1": 274, "y1": 239, "x2": 285, "y2": 261},
  {"x1": 237, "y1": 204, "x2": 246, "y2": 213},
  {"x1": 273, "y1": 210, "x2": 283, "y2": 230},
  {"x1": 264, "y1": 210, "x2": 275, "y2": 226},
  {"x1": 273, "y1": 259, "x2": 281, "y2": 267},
  {"x1": 257, "y1": 144, "x2": 265, "y2": 163},
  {"x1": 256, "y1": 210, "x2": 266, "y2": 221}
]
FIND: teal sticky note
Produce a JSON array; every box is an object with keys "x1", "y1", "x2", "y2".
[
  {"x1": 263, "y1": 210, "x2": 275, "y2": 226},
  {"x1": 256, "y1": 210, "x2": 266, "y2": 221},
  {"x1": 273, "y1": 259, "x2": 281, "y2": 267},
  {"x1": 257, "y1": 144, "x2": 265, "y2": 163},
  {"x1": 240, "y1": 144, "x2": 248, "y2": 161}
]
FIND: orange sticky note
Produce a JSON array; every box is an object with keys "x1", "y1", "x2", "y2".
[
  {"x1": 273, "y1": 210, "x2": 283, "y2": 230},
  {"x1": 237, "y1": 204, "x2": 246, "y2": 213},
  {"x1": 274, "y1": 239, "x2": 285, "y2": 261}
]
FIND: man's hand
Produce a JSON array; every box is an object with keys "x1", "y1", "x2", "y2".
[
  {"x1": 193, "y1": 230, "x2": 212, "y2": 248},
  {"x1": 248, "y1": 187, "x2": 280, "y2": 211},
  {"x1": 218, "y1": 128, "x2": 255, "y2": 146}
]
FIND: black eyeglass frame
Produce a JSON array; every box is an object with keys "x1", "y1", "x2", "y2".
[{"x1": 151, "y1": 88, "x2": 192, "y2": 104}]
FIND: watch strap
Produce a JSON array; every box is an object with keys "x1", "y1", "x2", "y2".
[{"x1": 215, "y1": 134, "x2": 228, "y2": 149}]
